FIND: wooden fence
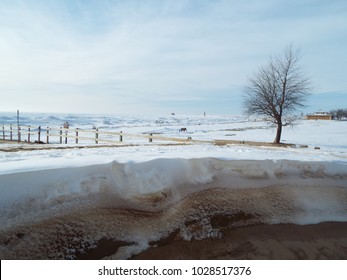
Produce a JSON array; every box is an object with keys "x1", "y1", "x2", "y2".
[{"x1": 1, "y1": 124, "x2": 195, "y2": 145}]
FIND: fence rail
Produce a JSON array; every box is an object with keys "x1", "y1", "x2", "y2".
[{"x1": 1, "y1": 124, "x2": 195, "y2": 145}]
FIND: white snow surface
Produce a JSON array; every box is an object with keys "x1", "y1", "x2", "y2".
[
  {"x1": 0, "y1": 114, "x2": 347, "y2": 259},
  {"x1": 0, "y1": 114, "x2": 346, "y2": 174}
]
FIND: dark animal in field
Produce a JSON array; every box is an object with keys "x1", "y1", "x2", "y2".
[{"x1": 179, "y1": 128, "x2": 187, "y2": 132}]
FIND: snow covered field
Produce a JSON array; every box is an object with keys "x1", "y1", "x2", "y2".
[
  {"x1": 0, "y1": 113, "x2": 346, "y2": 259},
  {"x1": 1, "y1": 113, "x2": 346, "y2": 174}
]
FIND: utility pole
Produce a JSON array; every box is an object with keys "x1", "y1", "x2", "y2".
[{"x1": 17, "y1": 110, "x2": 20, "y2": 143}]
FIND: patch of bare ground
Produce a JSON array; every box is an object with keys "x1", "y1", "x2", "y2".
[
  {"x1": 1, "y1": 139, "x2": 308, "y2": 152},
  {"x1": 212, "y1": 139, "x2": 299, "y2": 147},
  {"x1": 75, "y1": 238, "x2": 135, "y2": 260},
  {"x1": 0, "y1": 142, "x2": 190, "y2": 152},
  {"x1": 132, "y1": 222, "x2": 347, "y2": 260}
]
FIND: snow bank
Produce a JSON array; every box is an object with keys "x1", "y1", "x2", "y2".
[
  {"x1": 1, "y1": 157, "x2": 347, "y2": 259},
  {"x1": 1, "y1": 158, "x2": 347, "y2": 227}
]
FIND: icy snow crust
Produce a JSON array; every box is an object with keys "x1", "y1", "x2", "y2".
[{"x1": 0, "y1": 158, "x2": 347, "y2": 259}]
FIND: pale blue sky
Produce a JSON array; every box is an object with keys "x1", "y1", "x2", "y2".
[{"x1": 0, "y1": 0, "x2": 346, "y2": 115}]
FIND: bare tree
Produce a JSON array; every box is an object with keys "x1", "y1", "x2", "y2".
[
  {"x1": 330, "y1": 108, "x2": 347, "y2": 120},
  {"x1": 243, "y1": 46, "x2": 311, "y2": 144}
]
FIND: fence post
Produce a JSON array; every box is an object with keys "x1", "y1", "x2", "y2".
[
  {"x1": 46, "y1": 127, "x2": 49, "y2": 144},
  {"x1": 38, "y1": 126, "x2": 41, "y2": 143},
  {"x1": 17, "y1": 110, "x2": 20, "y2": 143},
  {"x1": 65, "y1": 129, "x2": 68, "y2": 144},
  {"x1": 18, "y1": 126, "x2": 21, "y2": 143},
  {"x1": 60, "y1": 127, "x2": 63, "y2": 144},
  {"x1": 149, "y1": 133, "x2": 153, "y2": 142},
  {"x1": 75, "y1": 128, "x2": 79, "y2": 144},
  {"x1": 28, "y1": 125, "x2": 31, "y2": 142},
  {"x1": 2, "y1": 124, "x2": 4, "y2": 140},
  {"x1": 120, "y1": 131, "x2": 123, "y2": 142},
  {"x1": 10, "y1": 124, "x2": 12, "y2": 141},
  {"x1": 95, "y1": 128, "x2": 99, "y2": 144}
]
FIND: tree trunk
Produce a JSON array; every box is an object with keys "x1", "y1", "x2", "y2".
[{"x1": 274, "y1": 121, "x2": 282, "y2": 144}]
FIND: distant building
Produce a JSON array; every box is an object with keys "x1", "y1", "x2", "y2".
[{"x1": 305, "y1": 112, "x2": 333, "y2": 120}]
